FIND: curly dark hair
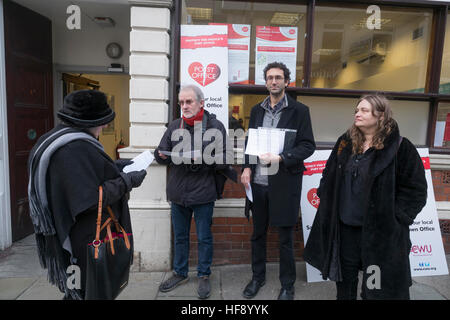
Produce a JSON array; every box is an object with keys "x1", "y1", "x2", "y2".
[
  {"x1": 348, "y1": 94, "x2": 396, "y2": 154},
  {"x1": 263, "y1": 61, "x2": 291, "y2": 83}
]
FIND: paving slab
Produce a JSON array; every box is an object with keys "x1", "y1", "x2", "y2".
[
  {"x1": 117, "y1": 272, "x2": 165, "y2": 300},
  {"x1": 0, "y1": 277, "x2": 38, "y2": 300},
  {"x1": 16, "y1": 276, "x2": 64, "y2": 300}
]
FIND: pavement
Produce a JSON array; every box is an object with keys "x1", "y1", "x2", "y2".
[{"x1": 0, "y1": 234, "x2": 449, "y2": 301}]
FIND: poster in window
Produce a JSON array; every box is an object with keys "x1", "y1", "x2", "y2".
[
  {"x1": 255, "y1": 26, "x2": 298, "y2": 86},
  {"x1": 444, "y1": 113, "x2": 450, "y2": 142},
  {"x1": 180, "y1": 25, "x2": 229, "y2": 131},
  {"x1": 211, "y1": 23, "x2": 251, "y2": 84}
]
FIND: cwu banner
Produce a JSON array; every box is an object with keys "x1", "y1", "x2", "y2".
[{"x1": 301, "y1": 148, "x2": 449, "y2": 283}]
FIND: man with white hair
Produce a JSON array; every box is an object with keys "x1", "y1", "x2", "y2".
[{"x1": 154, "y1": 84, "x2": 230, "y2": 299}]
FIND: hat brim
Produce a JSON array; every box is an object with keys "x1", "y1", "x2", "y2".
[{"x1": 57, "y1": 110, "x2": 115, "y2": 128}]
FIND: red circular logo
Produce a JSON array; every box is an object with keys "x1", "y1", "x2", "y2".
[
  {"x1": 289, "y1": 29, "x2": 295, "y2": 34},
  {"x1": 242, "y1": 26, "x2": 249, "y2": 32}
]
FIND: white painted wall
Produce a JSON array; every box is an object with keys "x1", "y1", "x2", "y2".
[{"x1": 125, "y1": 5, "x2": 172, "y2": 271}]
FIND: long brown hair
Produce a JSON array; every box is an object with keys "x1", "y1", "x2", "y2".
[{"x1": 348, "y1": 94, "x2": 396, "y2": 154}]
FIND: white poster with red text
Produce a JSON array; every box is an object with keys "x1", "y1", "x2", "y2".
[
  {"x1": 180, "y1": 25, "x2": 229, "y2": 130},
  {"x1": 301, "y1": 150, "x2": 331, "y2": 282},
  {"x1": 210, "y1": 23, "x2": 251, "y2": 84},
  {"x1": 255, "y1": 26, "x2": 298, "y2": 86},
  {"x1": 301, "y1": 148, "x2": 448, "y2": 283},
  {"x1": 409, "y1": 148, "x2": 448, "y2": 277}
]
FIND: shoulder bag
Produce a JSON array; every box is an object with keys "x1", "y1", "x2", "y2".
[{"x1": 85, "y1": 186, "x2": 132, "y2": 300}]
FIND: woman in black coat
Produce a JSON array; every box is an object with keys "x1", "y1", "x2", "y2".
[
  {"x1": 28, "y1": 90, "x2": 147, "y2": 299},
  {"x1": 303, "y1": 94, "x2": 427, "y2": 300}
]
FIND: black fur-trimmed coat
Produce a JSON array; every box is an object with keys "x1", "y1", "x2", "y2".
[{"x1": 303, "y1": 124, "x2": 427, "y2": 299}]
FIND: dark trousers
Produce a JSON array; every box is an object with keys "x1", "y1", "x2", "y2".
[
  {"x1": 171, "y1": 202, "x2": 214, "y2": 278},
  {"x1": 336, "y1": 222, "x2": 367, "y2": 300},
  {"x1": 251, "y1": 183, "x2": 296, "y2": 290}
]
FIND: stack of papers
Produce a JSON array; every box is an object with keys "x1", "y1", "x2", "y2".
[{"x1": 245, "y1": 127, "x2": 294, "y2": 156}]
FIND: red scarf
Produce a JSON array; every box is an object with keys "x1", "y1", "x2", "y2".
[{"x1": 182, "y1": 108, "x2": 204, "y2": 127}]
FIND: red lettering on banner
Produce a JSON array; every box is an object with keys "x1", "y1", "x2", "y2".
[
  {"x1": 307, "y1": 188, "x2": 320, "y2": 209},
  {"x1": 229, "y1": 44, "x2": 248, "y2": 50},
  {"x1": 421, "y1": 157, "x2": 430, "y2": 170},
  {"x1": 303, "y1": 160, "x2": 327, "y2": 176},
  {"x1": 411, "y1": 244, "x2": 432, "y2": 255},
  {"x1": 188, "y1": 62, "x2": 221, "y2": 87},
  {"x1": 257, "y1": 46, "x2": 295, "y2": 52},
  {"x1": 180, "y1": 34, "x2": 228, "y2": 49}
]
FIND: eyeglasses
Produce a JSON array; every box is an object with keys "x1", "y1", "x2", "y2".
[
  {"x1": 179, "y1": 99, "x2": 195, "y2": 106},
  {"x1": 266, "y1": 75, "x2": 285, "y2": 82}
]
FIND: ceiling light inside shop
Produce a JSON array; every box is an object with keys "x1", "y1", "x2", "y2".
[
  {"x1": 270, "y1": 13, "x2": 303, "y2": 25},
  {"x1": 351, "y1": 18, "x2": 391, "y2": 29},
  {"x1": 186, "y1": 7, "x2": 213, "y2": 21},
  {"x1": 313, "y1": 49, "x2": 341, "y2": 56}
]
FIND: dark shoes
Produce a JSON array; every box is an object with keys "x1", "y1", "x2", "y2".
[
  {"x1": 277, "y1": 287, "x2": 295, "y2": 300},
  {"x1": 242, "y1": 279, "x2": 265, "y2": 299},
  {"x1": 159, "y1": 273, "x2": 211, "y2": 299},
  {"x1": 159, "y1": 273, "x2": 189, "y2": 292},
  {"x1": 197, "y1": 276, "x2": 211, "y2": 299}
]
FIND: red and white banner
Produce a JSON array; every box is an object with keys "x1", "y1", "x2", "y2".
[
  {"x1": 180, "y1": 25, "x2": 229, "y2": 130},
  {"x1": 211, "y1": 23, "x2": 251, "y2": 84},
  {"x1": 301, "y1": 149, "x2": 448, "y2": 283},
  {"x1": 255, "y1": 26, "x2": 298, "y2": 86},
  {"x1": 409, "y1": 148, "x2": 448, "y2": 277}
]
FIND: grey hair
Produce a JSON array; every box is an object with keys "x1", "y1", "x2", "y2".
[{"x1": 179, "y1": 84, "x2": 204, "y2": 102}]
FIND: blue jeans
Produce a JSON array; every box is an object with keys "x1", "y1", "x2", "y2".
[{"x1": 171, "y1": 202, "x2": 214, "y2": 277}]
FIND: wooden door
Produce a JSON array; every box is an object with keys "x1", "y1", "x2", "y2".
[{"x1": 4, "y1": 1, "x2": 53, "y2": 241}]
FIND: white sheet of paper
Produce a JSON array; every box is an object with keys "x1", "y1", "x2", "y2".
[
  {"x1": 244, "y1": 128, "x2": 259, "y2": 156},
  {"x1": 123, "y1": 150, "x2": 154, "y2": 173},
  {"x1": 245, "y1": 184, "x2": 253, "y2": 202},
  {"x1": 245, "y1": 127, "x2": 286, "y2": 156}
]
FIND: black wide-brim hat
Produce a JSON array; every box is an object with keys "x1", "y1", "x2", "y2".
[{"x1": 57, "y1": 89, "x2": 115, "y2": 128}]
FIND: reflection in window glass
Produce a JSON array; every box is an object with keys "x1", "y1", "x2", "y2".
[
  {"x1": 440, "y1": 15, "x2": 450, "y2": 94},
  {"x1": 298, "y1": 96, "x2": 428, "y2": 145},
  {"x1": 312, "y1": 4, "x2": 432, "y2": 92},
  {"x1": 434, "y1": 103, "x2": 450, "y2": 148}
]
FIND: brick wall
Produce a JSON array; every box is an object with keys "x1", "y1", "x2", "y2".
[
  {"x1": 440, "y1": 219, "x2": 450, "y2": 254},
  {"x1": 189, "y1": 217, "x2": 306, "y2": 267},
  {"x1": 431, "y1": 170, "x2": 450, "y2": 201}
]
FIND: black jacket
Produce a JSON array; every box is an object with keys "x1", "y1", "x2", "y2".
[
  {"x1": 154, "y1": 110, "x2": 232, "y2": 206},
  {"x1": 303, "y1": 123, "x2": 427, "y2": 299},
  {"x1": 243, "y1": 95, "x2": 316, "y2": 226},
  {"x1": 28, "y1": 124, "x2": 133, "y2": 299}
]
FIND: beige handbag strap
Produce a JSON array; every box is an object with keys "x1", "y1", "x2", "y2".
[
  {"x1": 93, "y1": 186, "x2": 104, "y2": 259},
  {"x1": 93, "y1": 186, "x2": 131, "y2": 259}
]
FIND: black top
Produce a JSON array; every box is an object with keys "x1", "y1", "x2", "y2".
[{"x1": 339, "y1": 148, "x2": 375, "y2": 226}]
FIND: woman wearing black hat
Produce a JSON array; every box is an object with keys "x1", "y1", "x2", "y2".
[{"x1": 28, "y1": 89, "x2": 147, "y2": 300}]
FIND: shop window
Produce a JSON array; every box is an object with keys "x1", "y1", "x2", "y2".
[
  {"x1": 439, "y1": 14, "x2": 450, "y2": 94},
  {"x1": 434, "y1": 102, "x2": 450, "y2": 148},
  {"x1": 182, "y1": 1, "x2": 307, "y2": 86},
  {"x1": 312, "y1": 3, "x2": 432, "y2": 92},
  {"x1": 181, "y1": 1, "x2": 307, "y2": 131},
  {"x1": 297, "y1": 96, "x2": 429, "y2": 145}
]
